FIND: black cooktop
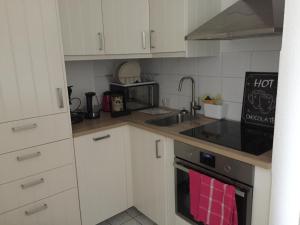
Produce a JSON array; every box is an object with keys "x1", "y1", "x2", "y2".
[{"x1": 180, "y1": 120, "x2": 274, "y2": 155}]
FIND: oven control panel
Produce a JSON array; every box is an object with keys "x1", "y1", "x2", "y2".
[
  {"x1": 200, "y1": 152, "x2": 215, "y2": 168},
  {"x1": 174, "y1": 141, "x2": 254, "y2": 186}
]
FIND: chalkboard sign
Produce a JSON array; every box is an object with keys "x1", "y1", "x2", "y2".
[{"x1": 241, "y1": 72, "x2": 278, "y2": 128}]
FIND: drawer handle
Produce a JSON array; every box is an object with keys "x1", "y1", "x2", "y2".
[
  {"x1": 12, "y1": 123, "x2": 38, "y2": 132},
  {"x1": 56, "y1": 88, "x2": 64, "y2": 109},
  {"x1": 21, "y1": 178, "x2": 45, "y2": 190},
  {"x1": 25, "y1": 204, "x2": 48, "y2": 216},
  {"x1": 17, "y1": 152, "x2": 41, "y2": 162},
  {"x1": 155, "y1": 139, "x2": 161, "y2": 159},
  {"x1": 93, "y1": 134, "x2": 111, "y2": 142}
]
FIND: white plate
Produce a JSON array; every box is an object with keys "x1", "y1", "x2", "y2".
[{"x1": 117, "y1": 61, "x2": 141, "y2": 84}]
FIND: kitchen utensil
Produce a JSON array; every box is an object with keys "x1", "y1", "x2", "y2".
[
  {"x1": 102, "y1": 91, "x2": 111, "y2": 112},
  {"x1": 85, "y1": 92, "x2": 100, "y2": 119},
  {"x1": 114, "y1": 61, "x2": 141, "y2": 84},
  {"x1": 68, "y1": 86, "x2": 84, "y2": 124}
]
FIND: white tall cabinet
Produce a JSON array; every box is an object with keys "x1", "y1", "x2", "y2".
[
  {"x1": 102, "y1": 0, "x2": 150, "y2": 54},
  {"x1": 0, "y1": 1, "x2": 81, "y2": 225},
  {"x1": 0, "y1": 0, "x2": 69, "y2": 123}
]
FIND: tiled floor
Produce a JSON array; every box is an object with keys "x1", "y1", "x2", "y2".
[{"x1": 97, "y1": 207, "x2": 156, "y2": 225}]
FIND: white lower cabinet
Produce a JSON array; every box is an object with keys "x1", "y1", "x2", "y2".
[
  {"x1": 0, "y1": 164, "x2": 76, "y2": 214},
  {"x1": 74, "y1": 126, "x2": 131, "y2": 225},
  {"x1": 0, "y1": 188, "x2": 81, "y2": 225},
  {"x1": 130, "y1": 127, "x2": 175, "y2": 225},
  {"x1": 251, "y1": 167, "x2": 272, "y2": 225}
]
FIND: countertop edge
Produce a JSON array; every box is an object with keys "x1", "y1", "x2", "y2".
[{"x1": 72, "y1": 120, "x2": 272, "y2": 169}]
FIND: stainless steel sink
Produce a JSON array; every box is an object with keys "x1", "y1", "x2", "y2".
[{"x1": 145, "y1": 113, "x2": 191, "y2": 127}]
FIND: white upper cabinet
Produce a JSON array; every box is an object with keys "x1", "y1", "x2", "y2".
[
  {"x1": 149, "y1": 0, "x2": 185, "y2": 53},
  {"x1": 0, "y1": 0, "x2": 68, "y2": 123},
  {"x1": 102, "y1": 0, "x2": 150, "y2": 54},
  {"x1": 150, "y1": 0, "x2": 221, "y2": 57},
  {"x1": 58, "y1": 0, "x2": 105, "y2": 55},
  {"x1": 58, "y1": 0, "x2": 221, "y2": 59}
]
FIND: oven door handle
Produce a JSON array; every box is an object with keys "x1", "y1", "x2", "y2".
[{"x1": 174, "y1": 163, "x2": 246, "y2": 198}]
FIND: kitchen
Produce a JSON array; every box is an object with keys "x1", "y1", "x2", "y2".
[{"x1": 0, "y1": 0, "x2": 298, "y2": 225}]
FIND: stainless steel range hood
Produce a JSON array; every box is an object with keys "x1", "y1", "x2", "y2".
[{"x1": 186, "y1": 0, "x2": 285, "y2": 40}]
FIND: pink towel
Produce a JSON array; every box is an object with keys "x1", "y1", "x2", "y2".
[{"x1": 189, "y1": 170, "x2": 238, "y2": 225}]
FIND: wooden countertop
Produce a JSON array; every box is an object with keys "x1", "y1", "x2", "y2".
[{"x1": 72, "y1": 111, "x2": 272, "y2": 169}]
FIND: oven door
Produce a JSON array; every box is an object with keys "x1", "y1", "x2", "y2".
[{"x1": 175, "y1": 158, "x2": 253, "y2": 225}]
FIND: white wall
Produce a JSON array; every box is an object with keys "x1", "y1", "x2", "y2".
[
  {"x1": 140, "y1": 36, "x2": 282, "y2": 121},
  {"x1": 65, "y1": 60, "x2": 121, "y2": 110}
]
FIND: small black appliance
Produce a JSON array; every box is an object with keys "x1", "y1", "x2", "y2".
[
  {"x1": 85, "y1": 92, "x2": 101, "y2": 119},
  {"x1": 68, "y1": 86, "x2": 84, "y2": 124}
]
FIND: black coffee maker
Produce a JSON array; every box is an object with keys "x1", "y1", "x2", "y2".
[
  {"x1": 85, "y1": 92, "x2": 101, "y2": 119},
  {"x1": 68, "y1": 86, "x2": 84, "y2": 124}
]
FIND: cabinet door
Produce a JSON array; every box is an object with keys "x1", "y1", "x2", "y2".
[
  {"x1": 131, "y1": 127, "x2": 166, "y2": 225},
  {"x1": 58, "y1": 0, "x2": 105, "y2": 55},
  {"x1": 74, "y1": 127, "x2": 128, "y2": 225},
  {"x1": 149, "y1": 0, "x2": 185, "y2": 53},
  {"x1": 0, "y1": 0, "x2": 68, "y2": 123},
  {"x1": 102, "y1": 0, "x2": 150, "y2": 54}
]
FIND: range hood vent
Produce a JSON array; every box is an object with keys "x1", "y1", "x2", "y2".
[{"x1": 186, "y1": 0, "x2": 285, "y2": 40}]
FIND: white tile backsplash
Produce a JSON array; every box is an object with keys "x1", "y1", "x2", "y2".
[
  {"x1": 141, "y1": 38, "x2": 281, "y2": 121},
  {"x1": 198, "y1": 77, "x2": 222, "y2": 97},
  {"x1": 65, "y1": 36, "x2": 281, "y2": 121},
  {"x1": 223, "y1": 101, "x2": 243, "y2": 121},
  {"x1": 251, "y1": 51, "x2": 280, "y2": 72},
  {"x1": 197, "y1": 57, "x2": 221, "y2": 77},
  {"x1": 222, "y1": 52, "x2": 252, "y2": 77},
  {"x1": 65, "y1": 60, "x2": 120, "y2": 109},
  {"x1": 222, "y1": 77, "x2": 245, "y2": 103}
]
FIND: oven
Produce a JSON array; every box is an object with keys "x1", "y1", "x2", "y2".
[{"x1": 174, "y1": 141, "x2": 254, "y2": 225}]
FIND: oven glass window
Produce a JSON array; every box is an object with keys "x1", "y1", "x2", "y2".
[{"x1": 176, "y1": 169, "x2": 249, "y2": 225}]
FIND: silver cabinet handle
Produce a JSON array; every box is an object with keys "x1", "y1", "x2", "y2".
[
  {"x1": 150, "y1": 30, "x2": 155, "y2": 49},
  {"x1": 12, "y1": 123, "x2": 37, "y2": 132},
  {"x1": 98, "y1": 32, "x2": 103, "y2": 50},
  {"x1": 93, "y1": 134, "x2": 110, "y2": 142},
  {"x1": 56, "y1": 88, "x2": 64, "y2": 109},
  {"x1": 21, "y1": 178, "x2": 44, "y2": 190},
  {"x1": 155, "y1": 139, "x2": 161, "y2": 159},
  {"x1": 25, "y1": 204, "x2": 48, "y2": 216},
  {"x1": 141, "y1": 31, "x2": 146, "y2": 49},
  {"x1": 17, "y1": 152, "x2": 41, "y2": 162}
]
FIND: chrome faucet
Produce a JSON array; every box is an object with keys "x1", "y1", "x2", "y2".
[{"x1": 178, "y1": 76, "x2": 201, "y2": 118}]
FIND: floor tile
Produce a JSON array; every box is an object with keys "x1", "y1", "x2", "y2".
[
  {"x1": 96, "y1": 221, "x2": 110, "y2": 225},
  {"x1": 126, "y1": 207, "x2": 141, "y2": 218},
  {"x1": 134, "y1": 214, "x2": 156, "y2": 225},
  {"x1": 107, "y1": 212, "x2": 132, "y2": 225},
  {"x1": 123, "y1": 219, "x2": 141, "y2": 225}
]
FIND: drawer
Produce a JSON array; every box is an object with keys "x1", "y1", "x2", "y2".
[
  {"x1": 0, "y1": 188, "x2": 81, "y2": 225},
  {"x1": 0, "y1": 164, "x2": 77, "y2": 214},
  {"x1": 0, "y1": 113, "x2": 72, "y2": 154},
  {"x1": 0, "y1": 139, "x2": 74, "y2": 185}
]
